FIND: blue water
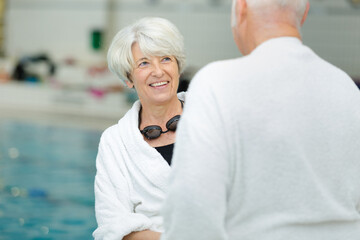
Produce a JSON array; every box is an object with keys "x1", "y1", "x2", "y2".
[{"x1": 0, "y1": 121, "x2": 102, "y2": 239}]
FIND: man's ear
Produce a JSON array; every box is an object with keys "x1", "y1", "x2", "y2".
[
  {"x1": 236, "y1": 0, "x2": 248, "y2": 25},
  {"x1": 301, "y1": 1, "x2": 310, "y2": 26}
]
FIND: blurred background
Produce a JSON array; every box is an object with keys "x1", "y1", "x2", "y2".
[{"x1": 0, "y1": 0, "x2": 359, "y2": 239}]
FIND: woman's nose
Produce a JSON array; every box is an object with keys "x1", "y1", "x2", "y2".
[{"x1": 151, "y1": 63, "x2": 164, "y2": 77}]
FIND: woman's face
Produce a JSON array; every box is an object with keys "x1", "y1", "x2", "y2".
[{"x1": 128, "y1": 42, "x2": 180, "y2": 106}]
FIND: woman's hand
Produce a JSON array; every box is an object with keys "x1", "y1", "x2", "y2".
[{"x1": 123, "y1": 230, "x2": 161, "y2": 240}]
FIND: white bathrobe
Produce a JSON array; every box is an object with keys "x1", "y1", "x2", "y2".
[
  {"x1": 93, "y1": 92, "x2": 186, "y2": 240},
  {"x1": 161, "y1": 38, "x2": 360, "y2": 240}
]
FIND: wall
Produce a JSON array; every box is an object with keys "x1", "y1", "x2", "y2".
[
  {"x1": 4, "y1": 0, "x2": 360, "y2": 78},
  {"x1": 303, "y1": 1, "x2": 360, "y2": 78},
  {"x1": 5, "y1": 0, "x2": 107, "y2": 65},
  {"x1": 111, "y1": 2, "x2": 238, "y2": 72}
]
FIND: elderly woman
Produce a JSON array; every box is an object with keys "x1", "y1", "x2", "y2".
[{"x1": 93, "y1": 17, "x2": 186, "y2": 240}]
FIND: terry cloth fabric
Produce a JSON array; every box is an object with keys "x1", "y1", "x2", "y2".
[
  {"x1": 161, "y1": 37, "x2": 360, "y2": 240},
  {"x1": 93, "y1": 92, "x2": 185, "y2": 240}
]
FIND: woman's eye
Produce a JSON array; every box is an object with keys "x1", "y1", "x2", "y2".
[
  {"x1": 162, "y1": 57, "x2": 171, "y2": 62},
  {"x1": 138, "y1": 61, "x2": 149, "y2": 67}
]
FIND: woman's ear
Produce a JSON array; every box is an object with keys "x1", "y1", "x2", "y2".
[
  {"x1": 126, "y1": 80, "x2": 134, "y2": 88},
  {"x1": 126, "y1": 72, "x2": 134, "y2": 88}
]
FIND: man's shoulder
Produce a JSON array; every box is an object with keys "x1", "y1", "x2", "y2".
[
  {"x1": 199, "y1": 58, "x2": 243, "y2": 74},
  {"x1": 191, "y1": 56, "x2": 254, "y2": 88}
]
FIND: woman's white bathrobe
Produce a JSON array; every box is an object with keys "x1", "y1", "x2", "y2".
[{"x1": 93, "y1": 92, "x2": 186, "y2": 240}]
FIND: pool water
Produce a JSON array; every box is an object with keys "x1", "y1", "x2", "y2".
[{"x1": 0, "y1": 121, "x2": 102, "y2": 239}]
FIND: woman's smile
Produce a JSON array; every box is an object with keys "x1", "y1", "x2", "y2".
[{"x1": 149, "y1": 81, "x2": 170, "y2": 88}]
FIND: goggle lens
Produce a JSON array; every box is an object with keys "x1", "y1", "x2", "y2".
[
  {"x1": 166, "y1": 115, "x2": 180, "y2": 131},
  {"x1": 141, "y1": 126, "x2": 162, "y2": 140}
]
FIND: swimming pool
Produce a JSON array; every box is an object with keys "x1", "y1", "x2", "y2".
[{"x1": 0, "y1": 120, "x2": 102, "y2": 239}]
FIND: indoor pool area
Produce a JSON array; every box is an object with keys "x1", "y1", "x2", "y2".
[
  {"x1": 0, "y1": 119, "x2": 102, "y2": 239},
  {"x1": 0, "y1": 0, "x2": 359, "y2": 239}
]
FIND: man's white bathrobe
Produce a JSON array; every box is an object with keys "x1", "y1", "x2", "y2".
[
  {"x1": 93, "y1": 92, "x2": 185, "y2": 240},
  {"x1": 161, "y1": 38, "x2": 360, "y2": 240}
]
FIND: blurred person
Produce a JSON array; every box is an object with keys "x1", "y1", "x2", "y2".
[
  {"x1": 93, "y1": 17, "x2": 186, "y2": 240},
  {"x1": 161, "y1": 0, "x2": 360, "y2": 239}
]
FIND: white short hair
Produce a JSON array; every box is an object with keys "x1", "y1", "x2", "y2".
[
  {"x1": 107, "y1": 17, "x2": 186, "y2": 84},
  {"x1": 231, "y1": 0, "x2": 308, "y2": 27}
]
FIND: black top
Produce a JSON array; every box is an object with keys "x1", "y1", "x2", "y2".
[{"x1": 155, "y1": 143, "x2": 174, "y2": 166}]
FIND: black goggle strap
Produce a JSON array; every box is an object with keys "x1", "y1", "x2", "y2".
[{"x1": 138, "y1": 99, "x2": 183, "y2": 127}]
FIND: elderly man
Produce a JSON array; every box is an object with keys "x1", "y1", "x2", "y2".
[{"x1": 161, "y1": 0, "x2": 360, "y2": 239}]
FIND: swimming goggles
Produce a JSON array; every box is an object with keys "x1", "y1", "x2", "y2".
[{"x1": 139, "y1": 100, "x2": 184, "y2": 140}]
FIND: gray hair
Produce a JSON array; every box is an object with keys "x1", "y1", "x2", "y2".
[
  {"x1": 107, "y1": 17, "x2": 186, "y2": 85},
  {"x1": 231, "y1": 0, "x2": 309, "y2": 28}
]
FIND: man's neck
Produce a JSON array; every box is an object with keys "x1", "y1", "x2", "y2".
[
  {"x1": 247, "y1": 21, "x2": 302, "y2": 55},
  {"x1": 244, "y1": 8, "x2": 302, "y2": 54}
]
